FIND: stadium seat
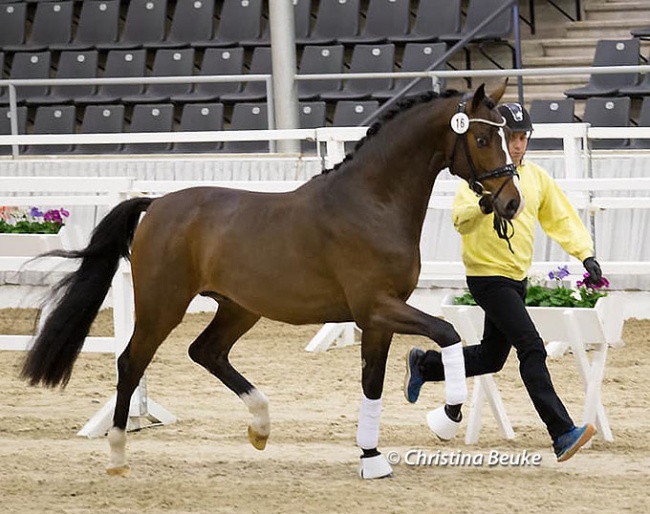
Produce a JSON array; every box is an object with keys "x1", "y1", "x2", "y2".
[
  {"x1": 0, "y1": 51, "x2": 51, "y2": 104},
  {"x1": 332, "y1": 100, "x2": 380, "y2": 153},
  {"x1": 73, "y1": 104, "x2": 125, "y2": 155},
  {"x1": 629, "y1": 97, "x2": 650, "y2": 149},
  {"x1": 240, "y1": 0, "x2": 312, "y2": 47},
  {"x1": 3, "y1": 0, "x2": 73, "y2": 52},
  {"x1": 173, "y1": 103, "x2": 225, "y2": 154},
  {"x1": 565, "y1": 39, "x2": 641, "y2": 99},
  {"x1": 49, "y1": 0, "x2": 120, "y2": 51},
  {"x1": 0, "y1": 105, "x2": 28, "y2": 155},
  {"x1": 295, "y1": 0, "x2": 360, "y2": 46},
  {"x1": 389, "y1": 0, "x2": 461, "y2": 44},
  {"x1": 121, "y1": 48, "x2": 195, "y2": 104},
  {"x1": 582, "y1": 96, "x2": 631, "y2": 150},
  {"x1": 631, "y1": 26, "x2": 650, "y2": 40},
  {"x1": 222, "y1": 103, "x2": 269, "y2": 153},
  {"x1": 155, "y1": 0, "x2": 215, "y2": 49},
  {"x1": 171, "y1": 47, "x2": 245, "y2": 103},
  {"x1": 122, "y1": 103, "x2": 175, "y2": 154},
  {"x1": 0, "y1": 2, "x2": 27, "y2": 49},
  {"x1": 192, "y1": 0, "x2": 262, "y2": 48},
  {"x1": 96, "y1": 0, "x2": 167, "y2": 50},
  {"x1": 25, "y1": 50, "x2": 98, "y2": 106},
  {"x1": 298, "y1": 101, "x2": 326, "y2": 153},
  {"x1": 618, "y1": 47, "x2": 650, "y2": 97},
  {"x1": 372, "y1": 42, "x2": 448, "y2": 101},
  {"x1": 320, "y1": 44, "x2": 395, "y2": 102},
  {"x1": 24, "y1": 105, "x2": 76, "y2": 155},
  {"x1": 74, "y1": 49, "x2": 147, "y2": 105},
  {"x1": 528, "y1": 99, "x2": 575, "y2": 151},
  {"x1": 337, "y1": 0, "x2": 410, "y2": 45},
  {"x1": 297, "y1": 45, "x2": 345, "y2": 101},
  {"x1": 219, "y1": 47, "x2": 272, "y2": 103}
]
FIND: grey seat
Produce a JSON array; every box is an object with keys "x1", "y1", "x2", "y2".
[
  {"x1": 122, "y1": 103, "x2": 175, "y2": 154},
  {"x1": 629, "y1": 97, "x2": 650, "y2": 149},
  {"x1": 297, "y1": 45, "x2": 344, "y2": 101},
  {"x1": 0, "y1": 105, "x2": 28, "y2": 155},
  {"x1": 95, "y1": 0, "x2": 167, "y2": 50},
  {"x1": 173, "y1": 103, "x2": 225, "y2": 154},
  {"x1": 219, "y1": 47, "x2": 272, "y2": 103},
  {"x1": 155, "y1": 0, "x2": 215, "y2": 49},
  {"x1": 73, "y1": 104, "x2": 125, "y2": 154},
  {"x1": 298, "y1": 101, "x2": 326, "y2": 153},
  {"x1": 0, "y1": 51, "x2": 52, "y2": 104},
  {"x1": 24, "y1": 105, "x2": 76, "y2": 155},
  {"x1": 582, "y1": 96, "x2": 631, "y2": 149},
  {"x1": 389, "y1": 0, "x2": 461, "y2": 44},
  {"x1": 0, "y1": 2, "x2": 27, "y2": 49},
  {"x1": 320, "y1": 44, "x2": 395, "y2": 102},
  {"x1": 372, "y1": 42, "x2": 448, "y2": 101},
  {"x1": 192, "y1": 0, "x2": 263, "y2": 48},
  {"x1": 565, "y1": 39, "x2": 641, "y2": 98},
  {"x1": 337, "y1": 0, "x2": 410, "y2": 45},
  {"x1": 74, "y1": 49, "x2": 147, "y2": 104},
  {"x1": 4, "y1": 0, "x2": 73, "y2": 52},
  {"x1": 221, "y1": 103, "x2": 269, "y2": 153},
  {"x1": 49, "y1": 0, "x2": 120, "y2": 51},
  {"x1": 528, "y1": 99, "x2": 575, "y2": 151},
  {"x1": 295, "y1": 0, "x2": 360, "y2": 46},
  {"x1": 240, "y1": 0, "x2": 312, "y2": 47},
  {"x1": 172, "y1": 47, "x2": 245, "y2": 103},
  {"x1": 25, "y1": 50, "x2": 98, "y2": 105},
  {"x1": 121, "y1": 48, "x2": 195, "y2": 104},
  {"x1": 332, "y1": 100, "x2": 380, "y2": 153}
]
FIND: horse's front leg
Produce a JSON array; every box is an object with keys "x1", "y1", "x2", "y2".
[
  {"x1": 361, "y1": 297, "x2": 467, "y2": 441},
  {"x1": 357, "y1": 329, "x2": 394, "y2": 480}
]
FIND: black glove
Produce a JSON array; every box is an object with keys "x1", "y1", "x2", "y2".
[
  {"x1": 583, "y1": 257, "x2": 602, "y2": 283},
  {"x1": 479, "y1": 195, "x2": 493, "y2": 215}
]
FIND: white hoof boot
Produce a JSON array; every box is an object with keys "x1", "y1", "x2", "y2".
[
  {"x1": 358, "y1": 453, "x2": 393, "y2": 480},
  {"x1": 426, "y1": 406, "x2": 461, "y2": 441}
]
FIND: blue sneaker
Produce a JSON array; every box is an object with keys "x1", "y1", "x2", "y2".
[
  {"x1": 553, "y1": 424, "x2": 596, "y2": 462},
  {"x1": 404, "y1": 347, "x2": 425, "y2": 404}
]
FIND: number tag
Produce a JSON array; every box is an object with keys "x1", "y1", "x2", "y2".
[{"x1": 450, "y1": 113, "x2": 470, "y2": 134}]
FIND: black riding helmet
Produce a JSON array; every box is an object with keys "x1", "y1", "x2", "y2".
[{"x1": 497, "y1": 103, "x2": 533, "y2": 135}]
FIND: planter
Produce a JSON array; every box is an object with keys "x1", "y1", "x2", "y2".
[
  {"x1": 440, "y1": 293, "x2": 622, "y2": 444},
  {"x1": 0, "y1": 226, "x2": 68, "y2": 257}
]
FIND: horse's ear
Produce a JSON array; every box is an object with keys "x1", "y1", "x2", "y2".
[
  {"x1": 471, "y1": 84, "x2": 487, "y2": 112},
  {"x1": 488, "y1": 79, "x2": 509, "y2": 105}
]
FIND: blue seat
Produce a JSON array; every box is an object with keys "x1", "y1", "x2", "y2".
[
  {"x1": 24, "y1": 105, "x2": 76, "y2": 155},
  {"x1": 122, "y1": 104, "x2": 175, "y2": 154},
  {"x1": 192, "y1": 0, "x2": 263, "y2": 48},
  {"x1": 222, "y1": 103, "x2": 269, "y2": 153},
  {"x1": 582, "y1": 97, "x2": 631, "y2": 149},
  {"x1": 73, "y1": 104, "x2": 125, "y2": 155},
  {"x1": 528, "y1": 99, "x2": 575, "y2": 151},
  {"x1": 297, "y1": 45, "x2": 345, "y2": 101},
  {"x1": 173, "y1": 103, "x2": 225, "y2": 154}
]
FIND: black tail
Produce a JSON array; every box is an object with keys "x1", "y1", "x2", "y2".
[{"x1": 20, "y1": 196, "x2": 154, "y2": 388}]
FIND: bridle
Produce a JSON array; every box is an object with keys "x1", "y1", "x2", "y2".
[
  {"x1": 448, "y1": 97, "x2": 518, "y2": 203},
  {"x1": 448, "y1": 96, "x2": 519, "y2": 253}
]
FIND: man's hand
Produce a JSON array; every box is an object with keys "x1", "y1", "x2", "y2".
[
  {"x1": 583, "y1": 257, "x2": 602, "y2": 283},
  {"x1": 479, "y1": 195, "x2": 493, "y2": 215}
]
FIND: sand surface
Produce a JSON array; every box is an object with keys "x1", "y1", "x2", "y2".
[{"x1": 1, "y1": 308, "x2": 648, "y2": 514}]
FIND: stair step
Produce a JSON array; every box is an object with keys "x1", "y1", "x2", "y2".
[
  {"x1": 524, "y1": 55, "x2": 596, "y2": 68},
  {"x1": 584, "y1": 2, "x2": 650, "y2": 22},
  {"x1": 566, "y1": 19, "x2": 650, "y2": 39}
]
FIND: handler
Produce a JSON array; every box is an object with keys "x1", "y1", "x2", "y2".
[{"x1": 405, "y1": 102, "x2": 602, "y2": 462}]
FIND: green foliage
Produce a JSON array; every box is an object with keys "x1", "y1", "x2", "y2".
[{"x1": 0, "y1": 206, "x2": 69, "y2": 234}]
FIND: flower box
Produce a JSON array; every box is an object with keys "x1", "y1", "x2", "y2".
[{"x1": 0, "y1": 228, "x2": 67, "y2": 257}]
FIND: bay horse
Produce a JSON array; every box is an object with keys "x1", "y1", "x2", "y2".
[{"x1": 21, "y1": 82, "x2": 522, "y2": 479}]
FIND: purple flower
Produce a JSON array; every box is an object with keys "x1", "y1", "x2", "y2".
[
  {"x1": 60, "y1": 208, "x2": 70, "y2": 217},
  {"x1": 578, "y1": 272, "x2": 610, "y2": 290},
  {"x1": 548, "y1": 265, "x2": 570, "y2": 281},
  {"x1": 29, "y1": 207, "x2": 44, "y2": 218}
]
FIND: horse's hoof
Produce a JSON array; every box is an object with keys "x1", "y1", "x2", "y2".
[
  {"x1": 358, "y1": 453, "x2": 393, "y2": 480},
  {"x1": 247, "y1": 426, "x2": 268, "y2": 450},
  {"x1": 426, "y1": 405, "x2": 461, "y2": 441},
  {"x1": 106, "y1": 464, "x2": 130, "y2": 476}
]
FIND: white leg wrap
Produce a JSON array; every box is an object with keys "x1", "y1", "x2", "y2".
[
  {"x1": 441, "y1": 342, "x2": 467, "y2": 405},
  {"x1": 356, "y1": 395, "x2": 382, "y2": 450},
  {"x1": 241, "y1": 389, "x2": 270, "y2": 437},
  {"x1": 107, "y1": 427, "x2": 127, "y2": 470}
]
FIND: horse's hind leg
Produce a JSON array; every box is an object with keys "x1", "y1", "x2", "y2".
[
  {"x1": 107, "y1": 292, "x2": 191, "y2": 476},
  {"x1": 357, "y1": 329, "x2": 394, "y2": 479},
  {"x1": 186, "y1": 298, "x2": 267, "y2": 449}
]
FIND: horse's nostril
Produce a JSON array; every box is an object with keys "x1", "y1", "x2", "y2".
[{"x1": 506, "y1": 199, "x2": 519, "y2": 217}]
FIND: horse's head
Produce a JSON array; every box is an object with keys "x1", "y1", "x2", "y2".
[{"x1": 446, "y1": 82, "x2": 523, "y2": 220}]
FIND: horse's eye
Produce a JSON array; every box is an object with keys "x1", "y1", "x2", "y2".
[{"x1": 476, "y1": 137, "x2": 488, "y2": 148}]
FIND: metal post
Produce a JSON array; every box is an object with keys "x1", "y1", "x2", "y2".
[
  {"x1": 269, "y1": 0, "x2": 300, "y2": 153},
  {"x1": 513, "y1": 2, "x2": 524, "y2": 105}
]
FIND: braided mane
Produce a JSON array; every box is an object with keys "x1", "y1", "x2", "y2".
[{"x1": 321, "y1": 90, "x2": 462, "y2": 175}]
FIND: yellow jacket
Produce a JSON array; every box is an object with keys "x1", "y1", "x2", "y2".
[{"x1": 452, "y1": 160, "x2": 594, "y2": 280}]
